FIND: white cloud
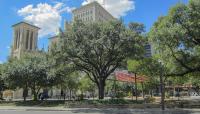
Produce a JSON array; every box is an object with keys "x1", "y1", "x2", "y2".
[
  {"x1": 82, "y1": 0, "x2": 135, "y2": 18},
  {"x1": 0, "y1": 61, "x2": 3, "y2": 64},
  {"x1": 18, "y1": 2, "x2": 75, "y2": 38}
]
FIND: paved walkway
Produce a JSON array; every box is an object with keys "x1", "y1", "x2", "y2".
[{"x1": 0, "y1": 106, "x2": 200, "y2": 114}]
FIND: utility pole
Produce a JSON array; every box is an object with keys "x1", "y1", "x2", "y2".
[
  {"x1": 141, "y1": 82, "x2": 144, "y2": 98},
  {"x1": 160, "y1": 62, "x2": 165, "y2": 110},
  {"x1": 114, "y1": 76, "x2": 116, "y2": 98},
  {"x1": 135, "y1": 73, "x2": 138, "y2": 103},
  {"x1": 132, "y1": 82, "x2": 134, "y2": 101}
]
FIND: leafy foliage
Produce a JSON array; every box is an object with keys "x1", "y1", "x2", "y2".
[
  {"x1": 53, "y1": 20, "x2": 144, "y2": 99},
  {"x1": 149, "y1": 0, "x2": 200, "y2": 76},
  {"x1": 3, "y1": 52, "x2": 52, "y2": 100}
]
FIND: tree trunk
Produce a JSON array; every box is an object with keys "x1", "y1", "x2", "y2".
[
  {"x1": 141, "y1": 82, "x2": 144, "y2": 98},
  {"x1": 31, "y1": 82, "x2": 38, "y2": 101},
  {"x1": 135, "y1": 73, "x2": 138, "y2": 103},
  {"x1": 98, "y1": 80, "x2": 105, "y2": 99},
  {"x1": 23, "y1": 84, "x2": 28, "y2": 102},
  {"x1": 33, "y1": 91, "x2": 38, "y2": 101},
  {"x1": 92, "y1": 91, "x2": 95, "y2": 100},
  {"x1": 0, "y1": 91, "x2": 3, "y2": 100},
  {"x1": 69, "y1": 90, "x2": 71, "y2": 100},
  {"x1": 150, "y1": 89, "x2": 153, "y2": 97},
  {"x1": 32, "y1": 88, "x2": 38, "y2": 101},
  {"x1": 160, "y1": 72, "x2": 165, "y2": 110},
  {"x1": 23, "y1": 88, "x2": 28, "y2": 102}
]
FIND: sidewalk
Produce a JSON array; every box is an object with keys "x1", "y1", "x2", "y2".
[
  {"x1": 0, "y1": 106, "x2": 68, "y2": 111},
  {"x1": 0, "y1": 106, "x2": 200, "y2": 112}
]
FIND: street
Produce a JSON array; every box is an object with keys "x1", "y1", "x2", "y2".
[{"x1": 0, "y1": 108, "x2": 200, "y2": 114}]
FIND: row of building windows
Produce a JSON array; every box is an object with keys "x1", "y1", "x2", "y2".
[
  {"x1": 83, "y1": 16, "x2": 93, "y2": 21},
  {"x1": 75, "y1": 16, "x2": 93, "y2": 21},
  {"x1": 74, "y1": 10, "x2": 93, "y2": 19}
]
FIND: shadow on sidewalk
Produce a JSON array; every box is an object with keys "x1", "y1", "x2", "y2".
[{"x1": 70, "y1": 108, "x2": 199, "y2": 114}]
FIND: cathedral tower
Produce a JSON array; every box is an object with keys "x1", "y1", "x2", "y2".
[{"x1": 11, "y1": 22, "x2": 40, "y2": 58}]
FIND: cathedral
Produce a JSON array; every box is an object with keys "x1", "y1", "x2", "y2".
[
  {"x1": 11, "y1": 22, "x2": 40, "y2": 59},
  {"x1": 10, "y1": 1, "x2": 114, "y2": 99},
  {"x1": 12, "y1": 1, "x2": 114, "y2": 58}
]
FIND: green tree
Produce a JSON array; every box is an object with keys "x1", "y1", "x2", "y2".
[
  {"x1": 0, "y1": 64, "x2": 7, "y2": 100},
  {"x1": 48, "y1": 41, "x2": 80, "y2": 100},
  {"x1": 129, "y1": 22, "x2": 145, "y2": 34},
  {"x1": 65, "y1": 72, "x2": 80, "y2": 100},
  {"x1": 149, "y1": 0, "x2": 200, "y2": 76},
  {"x1": 54, "y1": 20, "x2": 144, "y2": 99},
  {"x1": 79, "y1": 75, "x2": 95, "y2": 96},
  {"x1": 4, "y1": 52, "x2": 52, "y2": 101},
  {"x1": 127, "y1": 57, "x2": 166, "y2": 110}
]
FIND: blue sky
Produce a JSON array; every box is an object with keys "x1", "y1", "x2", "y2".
[{"x1": 0, "y1": 0, "x2": 188, "y2": 63}]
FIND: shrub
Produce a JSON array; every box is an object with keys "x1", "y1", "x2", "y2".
[
  {"x1": 115, "y1": 91, "x2": 126, "y2": 98},
  {"x1": 77, "y1": 94, "x2": 84, "y2": 100},
  {"x1": 144, "y1": 96, "x2": 155, "y2": 103}
]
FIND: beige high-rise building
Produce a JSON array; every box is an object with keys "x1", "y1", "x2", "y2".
[
  {"x1": 11, "y1": 22, "x2": 40, "y2": 58},
  {"x1": 72, "y1": 1, "x2": 114, "y2": 22},
  {"x1": 49, "y1": 1, "x2": 114, "y2": 48}
]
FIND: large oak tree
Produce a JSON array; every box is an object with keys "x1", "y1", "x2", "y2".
[{"x1": 54, "y1": 20, "x2": 144, "y2": 99}]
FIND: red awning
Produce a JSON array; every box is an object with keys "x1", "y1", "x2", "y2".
[{"x1": 115, "y1": 71, "x2": 148, "y2": 83}]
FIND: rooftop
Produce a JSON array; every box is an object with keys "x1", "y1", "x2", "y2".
[
  {"x1": 72, "y1": 1, "x2": 114, "y2": 18},
  {"x1": 12, "y1": 21, "x2": 40, "y2": 29}
]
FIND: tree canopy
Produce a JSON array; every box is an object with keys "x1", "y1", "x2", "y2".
[
  {"x1": 3, "y1": 52, "x2": 52, "y2": 101},
  {"x1": 149, "y1": 0, "x2": 200, "y2": 76},
  {"x1": 53, "y1": 20, "x2": 145, "y2": 99}
]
